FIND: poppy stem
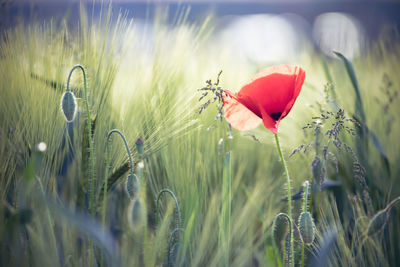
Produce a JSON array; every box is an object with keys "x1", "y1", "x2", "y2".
[
  {"x1": 103, "y1": 129, "x2": 135, "y2": 229},
  {"x1": 274, "y1": 133, "x2": 294, "y2": 267},
  {"x1": 67, "y1": 65, "x2": 96, "y2": 216}
]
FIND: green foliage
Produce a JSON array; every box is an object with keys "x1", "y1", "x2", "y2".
[
  {"x1": 219, "y1": 151, "x2": 232, "y2": 267},
  {"x1": 1, "y1": 3, "x2": 400, "y2": 267}
]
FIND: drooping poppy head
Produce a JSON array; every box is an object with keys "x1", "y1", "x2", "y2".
[{"x1": 223, "y1": 65, "x2": 305, "y2": 134}]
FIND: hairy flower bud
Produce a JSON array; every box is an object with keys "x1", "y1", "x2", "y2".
[
  {"x1": 273, "y1": 214, "x2": 290, "y2": 247},
  {"x1": 299, "y1": 212, "x2": 315, "y2": 244},
  {"x1": 60, "y1": 91, "x2": 77, "y2": 122}
]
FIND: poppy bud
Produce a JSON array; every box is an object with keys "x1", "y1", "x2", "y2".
[
  {"x1": 169, "y1": 242, "x2": 180, "y2": 265},
  {"x1": 273, "y1": 214, "x2": 290, "y2": 247},
  {"x1": 299, "y1": 212, "x2": 315, "y2": 244},
  {"x1": 135, "y1": 138, "x2": 144, "y2": 155},
  {"x1": 125, "y1": 173, "x2": 140, "y2": 200},
  {"x1": 127, "y1": 197, "x2": 146, "y2": 233},
  {"x1": 60, "y1": 91, "x2": 77, "y2": 122}
]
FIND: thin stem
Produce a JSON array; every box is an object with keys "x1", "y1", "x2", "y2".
[
  {"x1": 67, "y1": 65, "x2": 95, "y2": 267},
  {"x1": 300, "y1": 245, "x2": 305, "y2": 267},
  {"x1": 36, "y1": 176, "x2": 60, "y2": 266},
  {"x1": 103, "y1": 129, "x2": 134, "y2": 227},
  {"x1": 301, "y1": 181, "x2": 310, "y2": 267},
  {"x1": 303, "y1": 181, "x2": 310, "y2": 212},
  {"x1": 67, "y1": 65, "x2": 95, "y2": 215},
  {"x1": 156, "y1": 189, "x2": 182, "y2": 230},
  {"x1": 274, "y1": 133, "x2": 294, "y2": 267},
  {"x1": 101, "y1": 129, "x2": 134, "y2": 267}
]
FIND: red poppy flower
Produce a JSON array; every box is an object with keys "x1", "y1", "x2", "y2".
[{"x1": 223, "y1": 65, "x2": 305, "y2": 134}]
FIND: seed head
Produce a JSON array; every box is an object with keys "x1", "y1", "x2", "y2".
[
  {"x1": 135, "y1": 138, "x2": 144, "y2": 155},
  {"x1": 60, "y1": 91, "x2": 77, "y2": 122}
]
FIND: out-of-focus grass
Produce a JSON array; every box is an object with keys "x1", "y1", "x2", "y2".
[{"x1": 1, "y1": 3, "x2": 400, "y2": 267}]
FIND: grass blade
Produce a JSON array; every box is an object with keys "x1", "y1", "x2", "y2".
[
  {"x1": 311, "y1": 229, "x2": 337, "y2": 267},
  {"x1": 334, "y1": 50, "x2": 390, "y2": 176},
  {"x1": 219, "y1": 151, "x2": 231, "y2": 266},
  {"x1": 333, "y1": 51, "x2": 365, "y2": 122},
  {"x1": 46, "y1": 197, "x2": 120, "y2": 267}
]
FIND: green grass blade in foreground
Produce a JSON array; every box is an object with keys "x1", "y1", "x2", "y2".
[
  {"x1": 46, "y1": 196, "x2": 120, "y2": 267},
  {"x1": 333, "y1": 51, "x2": 390, "y2": 175},
  {"x1": 311, "y1": 229, "x2": 337, "y2": 267},
  {"x1": 219, "y1": 151, "x2": 232, "y2": 267},
  {"x1": 333, "y1": 51, "x2": 365, "y2": 122},
  {"x1": 320, "y1": 58, "x2": 341, "y2": 112}
]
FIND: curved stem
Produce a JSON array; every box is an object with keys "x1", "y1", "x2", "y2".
[
  {"x1": 301, "y1": 181, "x2": 310, "y2": 267},
  {"x1": 156, "y1": 189, "x2": 182, "y2": 230},
  {"x1": 67, "y1": 65, "x2": 96, "y2": 215},
  {"x1": 303, "y1": 181, "x2": 310, "y2": 212},
  {"x1": 272, "y1": 213, "x2": 293, "y2": 266},
  {"x1": 386, "y1": 196, "x2": 400, "y2": 212},
  {"x1": 106, "y1": 129, "x2": 134, "y2": 174},
  {"x1": 103, "y1": 129, "x2": 134, "y2": 230},
  {"x1": 274, "y1": 134, "x2": 294, "y2": 267}
]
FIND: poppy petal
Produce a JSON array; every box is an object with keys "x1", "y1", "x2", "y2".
[
  {"x1": 260, "y1": 109, "x2": 279, "y2": 134},
  {"x1": 223, "y1": 92, "x2": 262, "y2": 131},
  {"x1": 222, "y1": 65, "x2": 305, "y2": 134},
  {"x1": 280, "y1": 66, "x2": 306, "y2": 119}
]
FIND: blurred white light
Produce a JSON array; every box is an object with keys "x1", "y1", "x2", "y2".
[
  {"x1": 36, "y1": 142, "x2": 47, "y2": 152},
  {"x1": 313, "y1": 12, "x2": 366, "y2": 59},
  {"x1": 138, "y1": 161, "x2": 144, "y2": 169},
  {"x1": 218, "y1": 14, "x2": 301, "y2": 63}
]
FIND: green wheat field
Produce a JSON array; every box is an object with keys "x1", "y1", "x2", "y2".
[{"x1": 1, "y1": 4, "x2": 400, "y2": 267}]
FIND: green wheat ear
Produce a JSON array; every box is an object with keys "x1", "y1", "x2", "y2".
[
  {"x1": 60, "y1": 91, "x2": 77, "y2": 122},
  {"x1": 298, "y1": 212, "x2": 315, "y2": 244},
  {"x1": 127, "y1": 197, "x2": 147, "y2": 234},
  {"x1": 367, "y1": 209, "x2": 389, "y2": 236},
  {"x1": 367, "y1": 196, "x2": 400, "y2": 236}
]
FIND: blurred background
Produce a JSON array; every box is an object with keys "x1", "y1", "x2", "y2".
[
  {"x1": 1, "y1": 1, "x2": 400, "y2": 266},
  {"x1": 1, "y1": 0, "x2": 400, "y2": 62}
]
